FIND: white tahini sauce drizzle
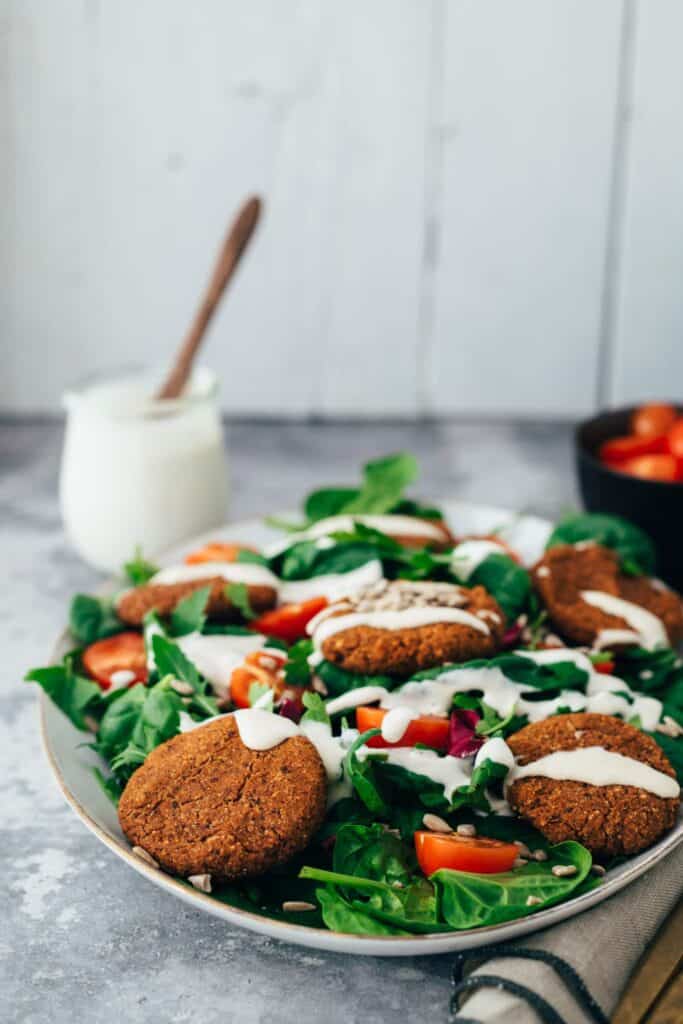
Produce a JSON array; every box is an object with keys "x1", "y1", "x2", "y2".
[
  {"x1": 278, "y1": 560, "x2": 383, "y2": 604},
  {"x1": 151, "y1": 561, "x2": 279, "y2": 587},
  {"x1": 580, "y1": 590, "x2": 668, "y2": 651},
  {"x1": 509, "y1": 747, "x2": 679, "y2": 799},
  {"x1": 362, "y1": 747, "x2": 471, "y2": 802},
  {"x1": 475, "y1": 738, "x2": 515, "y2": 770},
  {"x1": 264, "y1": 514, "x2": 448, "y2": 556},
  {"x1": 450, "y1": 539, "x2": 509, "y2": 581},
  {"x1": 232, "y1": 708, "x2": 299, "y2": 750},
  {"x1": 309, "y1": 607, "x2": 489, "y2": 654},
  {"x1": 176, "y1": 632, "x2": 270, "y2": 698},
  {"x1": 380, "y1": 707, "x2": 419, "y2": 743}
]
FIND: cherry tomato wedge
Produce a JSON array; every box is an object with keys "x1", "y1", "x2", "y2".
[
  {"x1": 599, "y1": 434, "x2": 667, "y2": 463},
  {"x1": 667, "y1": 419, "x2": 683, "y2": 459},
  {"x1": 230, "y1": 649, "x2": 288, "y2": 708},
  {"x1": 250, "y1": 597, "x2": 328, "y2": 644},
  {"x1": 415, "y1": 831, "x2": 520, "y2": 875},
  {"x1": 631, "y1": 403, "x2": 677, "y2": 438},
  {"x1": 185, "y1": 541, "x2": 258, "y2": 564},
  {"x1": 593, "y1": 660, "x2": 615, "y2": 675},
  {"x1": 82, "y1": 632, "x2": 148, "y2": 690},
  {"x1": 615, "y1": 453, "x2": 678, "y2": 482},
  {"x1": 356, "y1": 705, "x2": 450, "y2": 751}
]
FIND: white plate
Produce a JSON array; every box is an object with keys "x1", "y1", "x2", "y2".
[{"x1": 40, "y1": 500, "x2": 683, "y2": 956}]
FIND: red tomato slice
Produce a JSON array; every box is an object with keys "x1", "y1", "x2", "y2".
[
  {"x1": 615, "y1": 454, "x2": 678, "y2": 482},
  {"x1": 414, "y1": 831, "x2": 520, "y2": 875},
  {"x1": 593, "y1": 660, "x2": 615, "y2": 675},
  {"x1": 631, "y1": 403, "x2": 677, "y2": 438},
  {"x1": 356, "y1": 705, "x2": 450, "y2": 751},
  {"x1": 250, "y1": 597, "x2": 328, "y2": 644},
  {"x1": 82, "y1": 632, "x2": 148, "y2": 690},
  {"x1": 230, "y1": 649, "x2": 295, "y2": 709},
  {"x1": 667, "y1": 419, "x2": 683, "y2": 460},
  {"x1": 599, "y1": 434, "x2": 667, "y2": 463},
  {"x1": 185, "y1": 541, "x2": 258, "y2": 564}
]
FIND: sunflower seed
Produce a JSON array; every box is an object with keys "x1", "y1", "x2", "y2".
[
  {"x1": 282, "y1": 900, "x2": 316, "y2": 913},
  {"x1": 591, "y1": 864, "x2": 606, "y2": 877},
  {"x1": 513, "y1": 857, "x2": 528, "y2": 868},
  {"x1": 170, "y1": 679, "x2": 194, "y2": 696},
  {"x1": 513, "y1": 841, "x2": 531, "y2": 857},
  {"x1": 532, "y1": 849, "x2": 548, "y2": 862},
  {"x1": 132, "y1": 846, "x2": 159, "y2": 869},
  {"x1": 422, "y1": 813, "x2": 452, "y2": 834},
  {"x1": 456, "y1": 823, "x2": 477, "y2": 837},
  {"x1": 552, "y1": 864, "x2": 577, "y2": 878},
  {"x1": 526, "y1": 895, "x2": 543, "y2": 906},
  {"x1": 188, "y1": 873, "x2": 212, "y2": 893}
]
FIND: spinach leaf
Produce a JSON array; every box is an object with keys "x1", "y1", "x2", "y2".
[
  {"x1": 300, "y1": 866, "x2": 438, "y2": 933},
  {"x1": 235, "y1": 549, "x2": 271, "y2": 567},
  {"x1": 344, "y1": 730, "x2": 389, "y2": 814},
  {"x1": 648, "y1": 732, "x2": 683, "y2": 784},
  {"x1": 314, "y1": 887, "x2": 410, "y2": 936},
  {"x1": 343, "y1": 453, "x2": 419, "y2": 515},
  {"x1": 546, "y1": 513, "x2": 656, "y2": 576},
  {"x1": 469, "y1": 554, "x2": 532, "y2": 622},
  {"x1": 304, "y1": 487, "x2": 360, "y2": 522},
  {"x1": 317, "y1": 660, "x2": 396, "y2": 698},
  {"x1": 225, "y1": 582, "x2": 256, "y2": 621},
  {"x1": 170, "y1": 586, "x2": 211, "y2": 636},
  {"x1": 93, "y1": 767, "x2": 123, "y2": 805},
  {"x1": 277, "y1": 539, "x2": 378, "y2": 581},
  {"x1": 69, "y1": 594, "x2": 123, "y2": 645},
  {"x1": 25, "y1": 659, "x2": 103, "y2": 731},
  {"x1": 433, "y1": 841, "x2": 592, "y2": 929},
  {"x1": 94, "y1": 683, "x2": 147, "y2": 760},
  {"x1": 123, "y1": 547, "x2": 159, "y2": 585},
  {"x1": 104, "y1": 678, "x2": 185, "y2": 779},
  {"x1": 333, "y1": 823, "x2": 416, "y2": 886}
]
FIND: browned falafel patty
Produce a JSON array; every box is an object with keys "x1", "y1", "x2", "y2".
[
  {"x1": 392, "y1": 518, "x2": 455, "y2": 551},
  {"x1": 507, "y1": 713, "x2": 680, "y2": 858},
  {"x1": 532, "y1": 544, "x2": 683, "y2": 648},
  {"x1": 116, "y1": 577, "x2": 277, "y2": 627},
  {"x1": 315, "y1": 580, "x2": 505, "y2": 677},
  {"x1": 118, "y1": 716, "x2": 327, "y2": 880}
]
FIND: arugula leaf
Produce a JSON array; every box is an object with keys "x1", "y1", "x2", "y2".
[
  {"x1": 170, "y1": 586, "x2": 210, "y2": 636},
  {"x1": 433, "y1": 841, "x2": 592, "y2": 929},
  {"x1": 69, "y1": 594, "x2": 123, "y2": 645},
  {"x1": 546, "y1": 513, "x2": 656, "y2": 576},
  {"x1": 151, "y1": 634, "x2": 218, "y2": 718},
  {"x1": 225, "y1": 582, "x2": 256, "y2": 621},
  {"x1": 284, "y1": 639, "x2": 313, "y2": 687},
  {"x1": 469, "y1": 553, "x2": 531, "y2": 622},
  {"x1": 300, "y1": 691, "x2": 331, "y2": 726},
  {"x1": 25, "y1": 659, "x2": 103, "y2": 731},
  {"x1": 123, "y1": 547, "x2": 160, "y2": 585}
]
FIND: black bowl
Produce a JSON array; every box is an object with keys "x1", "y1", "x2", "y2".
[{"x1": 576, "y1": 406, "x2": 683, "y2": 588}]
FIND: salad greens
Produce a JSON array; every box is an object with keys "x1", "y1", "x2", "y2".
[
  {"x1": 69, "y1": 594, "x2": 124, "y2": 645},
  {"x1": 546, "y1": 512, "x2": 656, "y2": 576}
]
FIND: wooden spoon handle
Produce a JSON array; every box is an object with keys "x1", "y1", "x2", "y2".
[{"x1": 157, "y1": 195, "x2": 262, "y2": 399}]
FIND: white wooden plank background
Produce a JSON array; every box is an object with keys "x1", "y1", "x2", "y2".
[{"x1": 1, "y1": 0, "x2": 682, "y2": 417}]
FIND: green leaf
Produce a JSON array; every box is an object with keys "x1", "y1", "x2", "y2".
[
  {"x1": 300, "y1": 691, "x2": 331, "y2": 726},
  {"x1": 284, "y1": 639, "x2": 313, "y2": 687},
  {"x1": 314, "y1": 887, "x2": 410, "y2": 936},
  {"x1": 122, "y1": 546, "x2": 160, "y2": 585},
  {"x1": 170, "y1": 586, "x2": 211, "y2": 636},
  {"x1": 648, "y1": 732, "x2": 683, "y2": 784},
  {"x1": 225, "y1": 582, "x2": 256, "y2": 621},
  {"x1": 304, "y1": 487, "x2": 360, "y2": 522},
  {"x1": 433, "y1": 841, "x2": 592, "y2": 929},
  {"x1": 344, "y1": 730, "x2": 389, "y2": 814},
  {"x1": 333, "y1": 823, "x2": 416, "y2": 887},
  {"x1": 546, "y1": 513, "x2": 656, "y2": 576},
  {"x1": 108, "y1": 678, "x2": 185, "y2": 778},
  {"x1": 69, "y1": 594, "x2": 123, "y2": 645},
  {"x1": 317, "y1": 660, "x2": 396, "y2": 699},
  {"x1": 25, "y1": 661, "x2": 103, "y2": 731},
  {"x1": 151, "y1": 634, "x2": 218, "y2": 718},
  {"x1": 93, "y1": 767, "x2": 122, "y2": 805},
  {"x1": 343, "y1": 453, "x2": 419, "y2": 515},
  {"x1": 469, "y1": 553, "x2": 532, "y2": 622}
]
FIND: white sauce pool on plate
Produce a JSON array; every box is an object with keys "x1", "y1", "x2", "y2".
[{"x1": 580, "y1": 590, "x2": 668, "y2": 651}]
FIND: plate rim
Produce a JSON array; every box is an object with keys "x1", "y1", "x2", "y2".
[{"x1": 39, "y1": 500, "x2": 683, "y2": 955}]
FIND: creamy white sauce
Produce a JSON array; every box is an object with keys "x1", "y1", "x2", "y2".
[
  {"x1": 450, "y1": 539, "x2": 508, "y2": 582},
  {"x1": 143, "y1": 616, "x2": 166, "y2": 671},
  {"x1": 265, "y1": 514, "x2": 448, "y2": 557},
  {"x1": 109, "y1": 669, "x2": 136, "y2": 689},
  {"x1": 176, "y1": 632, "x2": 270, "y2": 697},
  {"x1": 475, "y1": 738, "x2": 515, "y2": 770},
  {"x1": 581, "y1": 590, "x2": 668, "y2": 651},
  {"x1": 299, "y1": 719, "x2": 348, "y2": 789},
  {"x1": 326, "y1": 686, "x2": 391, "y2": 716},
  {"x1": 233, "y1": 708, "x2": 299, "y2": 750},
  {"x1": 278, "y1": 560, "x2": 383, "y2": 604},
  {"x1": 380, "y1": 707, "x2": 419, "y2": 743},
  {"x1": 594, "y1": 628, "x2": 642, "y2": 650},
  {"x1": 509, "y1": 747, "x2": 679, "y2": 799},
  {"x1": 151, "y1": 562, "x2": 279, "y2": 588},
  {"x1": 363, "y1": 746, "x2": 471, "y2": 802},
  {"x1": 309, "y1": 607, "x2": 489, "y2": 654}
]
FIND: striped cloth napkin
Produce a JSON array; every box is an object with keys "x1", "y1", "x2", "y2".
[{"x1": 454, "y1": 843, "x2": 683, "y2": 1023}]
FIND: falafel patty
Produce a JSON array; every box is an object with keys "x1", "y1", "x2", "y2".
[
  {"x1": 116, "y1": 577, "x2": 277, "y2": 627},
  {"x1": 118, "y1": 716, "x2": 327, "y2": 879},
  {"x1": 315, "y1": 580, "x2": 506, "y2": 677},
  {"x1": 532, "y1": 544, "x2": 683, "y2": 648},
  {"x1": 507, "y1": 713, "x2": 680, "y2": 858}
]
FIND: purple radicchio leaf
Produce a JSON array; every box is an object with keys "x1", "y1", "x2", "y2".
[{"x1": 447, "y1": 708, "x2": 484, "y2": 758}]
